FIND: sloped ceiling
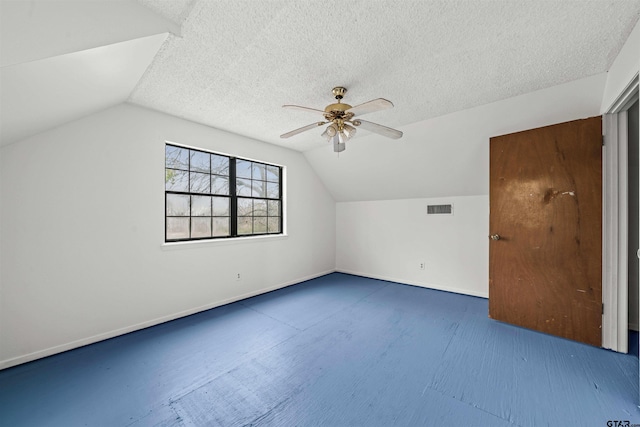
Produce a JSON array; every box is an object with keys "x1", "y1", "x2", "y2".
[
  {"x1": 1, "y1": 0, "x2": 639, "y2": 200},
  {"x1": 130, "y1": 0, "x2": 640, "y2": 152},
  {"x1": 1, "y1": 34, "x2": 168, "y2": 145},
  {"x1": 0, "y1": 0, "x2": 181, "y2": 145}
]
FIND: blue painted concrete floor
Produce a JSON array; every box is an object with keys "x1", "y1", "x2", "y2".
[{"x1": 1, "y1": 273, "x2": 638, "y2": 426}]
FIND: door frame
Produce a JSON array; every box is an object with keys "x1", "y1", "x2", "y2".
[{"x1": 602, "y1": 72, "x2": 639, "y2": 353}]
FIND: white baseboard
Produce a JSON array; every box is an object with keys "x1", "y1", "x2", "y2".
[
  {"x1": 336, "y1": 269, "x2": 488, "y2": 299},
  {"x1": 0, "y1": 269, "x2": 335, "y2": 371}
]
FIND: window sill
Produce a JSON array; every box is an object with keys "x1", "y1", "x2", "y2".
[{"x1": 161, "y1": 233, "x2": 289, "y2": 250}]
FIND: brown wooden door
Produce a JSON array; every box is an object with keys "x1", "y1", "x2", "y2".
[{"x1": 489, "y1": 116, "x2": 602, "y2": 347}]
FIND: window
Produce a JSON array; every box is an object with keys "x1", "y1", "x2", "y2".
[{"x1": 165, "y1": 144, "x2": 282, "y2": 242}]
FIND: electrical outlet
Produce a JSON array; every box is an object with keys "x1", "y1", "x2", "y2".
[
  {"x1": 236, "y1": 273, "x2": 241, "y2": 281},
  {"x1": 419, "y1": 262, "x2": 425, "y2": 270}
]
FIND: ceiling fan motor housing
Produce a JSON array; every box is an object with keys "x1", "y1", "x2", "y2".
[{"x1": 324, "y1": 102, "x2": 352, "y2": 114}]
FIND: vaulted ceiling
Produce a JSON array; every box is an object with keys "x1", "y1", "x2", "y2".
[
  {"x1": 131, "y1": 0, "x2": 640, "y2": 153},
  {"x1": 1, "y1": 0, "x2": 639, "y2": 199}
]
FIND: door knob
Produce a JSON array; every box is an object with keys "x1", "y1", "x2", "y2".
[{"x1": 490, "y1": 234, "x2": 501, "y2": 241}]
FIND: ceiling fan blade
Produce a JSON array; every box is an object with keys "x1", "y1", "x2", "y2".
[
  {"x1": 352, "y1": 119, "x2": 403, "y2": 139},
  {"x1": 280, "y1": 122, "x2": 326, "y2": 138},
  {"x1": 283, "y1": 105, "x2": 325, "y2": 114},
  {"x1": 346, "y1": 98, "x2": 394, "y2": 117}
]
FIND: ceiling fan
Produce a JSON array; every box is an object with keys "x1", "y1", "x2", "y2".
[{"x1": 280, "y1": 87, "x2": 403, "y2": 152}]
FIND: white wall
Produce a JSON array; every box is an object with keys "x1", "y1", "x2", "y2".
[
  {"x1": 0, "y1": 103, "x2": 336, "y2": 369},
  {"x1": 337, "y1": 196, "x2": 488, "y2": 297},
  {"x1": 331, "y1": 74, "x2": 607, "y2": 298}
]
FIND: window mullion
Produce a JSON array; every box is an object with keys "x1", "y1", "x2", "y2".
[
  {"x1": 188, "y1": 150, "x2": 192, "y2": 239},
  {"x1": 230, "y1": 158, "x2": 237, "y2": 236}
]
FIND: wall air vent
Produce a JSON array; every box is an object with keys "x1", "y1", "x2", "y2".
[{"x1": 427, "y1": 204, "x2": 453, "y2": 215}]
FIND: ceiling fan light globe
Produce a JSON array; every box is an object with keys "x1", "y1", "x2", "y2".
[
  {"x1": 326, "y1": 124, "x2": 337, "y2": 137},
  {"x1": 343, "y1": 123, "x2": 356, "y2": 138}
]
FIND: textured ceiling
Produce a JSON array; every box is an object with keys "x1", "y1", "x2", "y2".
[{"x1": 130, "y1": 0, "x2": 640, "y2": 152}]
